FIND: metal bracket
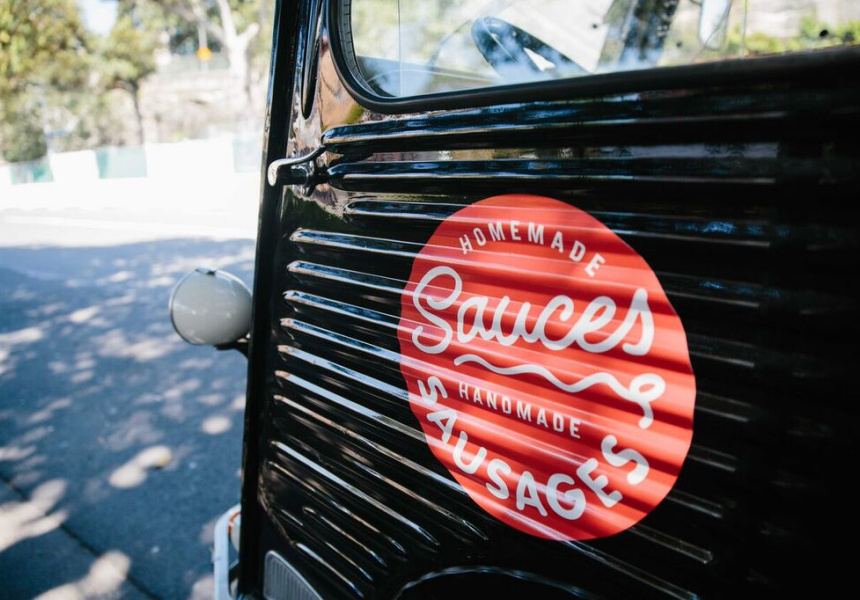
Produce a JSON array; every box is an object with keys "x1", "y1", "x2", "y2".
[
  {"x1": 266, "y1": 147, "x2": 326, "y2": 187},
  {"x1": 215, "y1": 336, "x2": 249, "y2": 358}
]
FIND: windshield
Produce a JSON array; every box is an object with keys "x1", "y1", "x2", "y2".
[{"x1": 340, "y1": 0, "x2": 860, "y2": 98}]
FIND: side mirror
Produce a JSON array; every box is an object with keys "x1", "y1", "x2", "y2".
[
  {"x1": 699, "y1": 0, "x2": 732, "y2": 50},
  {"x1": 169, "y1": 268, "x2": 252, "y2": 353}
]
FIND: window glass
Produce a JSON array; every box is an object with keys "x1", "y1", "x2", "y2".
[{"x1": 341, "y1": 0, "x2": 860, "y2": 98}]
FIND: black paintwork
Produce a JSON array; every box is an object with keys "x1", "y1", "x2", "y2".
[
  {"x1": 320, "y1": 89, "x2": 860, "y2": 154},
  {"x1": 238, "y1": 2, "x2": 860, "y2": 598},
  {"x1": 237, "y1": 0, "x2": 301, "y2": 592}
]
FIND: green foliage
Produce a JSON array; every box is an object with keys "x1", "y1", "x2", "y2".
[
  {"x1": 726, "y1": 16, "x2": 860, "y2": 57},
  {"x1": 0, "y1": 104, "x2": 47, "y2": 163},
  {"x1": 119, "y1": 0, "x2": 208, "y2": 55},
  {"x1": 125, "y1": 0, "x2": 268, "y2": 57},
  {"x1": 0, "y1": 0, "x2": 92, "y2": 97},
  {"x1": 0, "y1": 0, "x2": 162, "y2": 161},
  {"x1": 0, "y1": 0, "x2": 93, "y2": 161},
  {"x1": 1, "y1": 0, "x2": 272, "y2": 162},
  {"x1": 99, "y1": 14, "x2": 157, "y2": 93}
]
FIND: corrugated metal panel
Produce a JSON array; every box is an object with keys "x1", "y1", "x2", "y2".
[{"x1": 249, "y1": 68, "x2": 858, "y2": 599}]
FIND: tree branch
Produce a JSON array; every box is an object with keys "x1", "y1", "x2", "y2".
[
  {"x1": 214, "y1": 0, "x2": 238, "y2": 42},
  {"x1": 149, "y1": 0, "x2": 226, "y2": 45},
  {"x1": 238, "y1": 22, "x2": 260, "y2": 47}
]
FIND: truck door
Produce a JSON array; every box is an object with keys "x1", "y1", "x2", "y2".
[{"x1": 239, "y1": 1, "x2": 860, "y2": 598}]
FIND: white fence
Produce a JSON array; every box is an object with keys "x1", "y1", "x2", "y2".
[{"x1": 0, "y1": 136, "x2": 263, "y2": 188}]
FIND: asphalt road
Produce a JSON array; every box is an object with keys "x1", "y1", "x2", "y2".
[{"x1": 0, "y1": 183, "x2": 258, "y2": 599}]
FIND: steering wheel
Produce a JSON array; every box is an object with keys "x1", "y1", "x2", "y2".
[{"x1": 471, "y1": 17, "x2": 586, "y2": 82}]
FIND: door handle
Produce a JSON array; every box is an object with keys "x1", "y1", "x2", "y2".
[{"x1": 267, "y1": 147, "x2": 326, "y2": 187}]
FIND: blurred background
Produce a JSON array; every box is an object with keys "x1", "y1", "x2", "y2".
[{"x1": 1, "y1": 1, "x2": 272, "y2": 598}]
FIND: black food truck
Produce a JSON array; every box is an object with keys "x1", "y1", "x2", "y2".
[{"x1": 169, "y1": 0, "x2": 860, "y2": 598}]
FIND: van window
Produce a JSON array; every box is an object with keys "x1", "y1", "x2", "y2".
[{"x1": 338, "y1": 0, "x2": 860, "y2": 98}]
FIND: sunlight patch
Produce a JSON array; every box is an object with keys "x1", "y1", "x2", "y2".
[
  {"x1": 109, "y1": 445, "x2": 172, "y2": 489},
  {"x1": 68, "y1": 306, "x2": 100, "y2": 324},
  {"x1": 34, "y1": 550, "x2": 131, "y2": 599},
  {"x1": 201, "y1": 415, "x2": 232, "y2": 435},
  {"x1": 0, "y1": 478, "x2": 69, "y2": 553}
]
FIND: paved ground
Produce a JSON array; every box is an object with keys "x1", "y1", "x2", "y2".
[{"x1": 0, "y1": 176, "x2": 258, "y2": 599}]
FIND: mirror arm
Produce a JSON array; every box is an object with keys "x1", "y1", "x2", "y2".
[{"x1": 215, "y1": 336, "x2": 250, "y2": 358}]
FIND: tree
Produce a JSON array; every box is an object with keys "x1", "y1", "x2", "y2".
[
  {"x1": 0, "y1": 0, "x2": 92, "y2": 161},
  {"x1": 128, "y1": 0, "x2": 269, "y2": 111},
  {"x1": 99, "y1": 14, "x2": 158, "y2": 144}
]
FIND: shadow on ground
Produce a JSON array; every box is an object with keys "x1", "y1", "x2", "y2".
[{"x1": 0, "y1": 238, "x2": 255, "y2": 599}]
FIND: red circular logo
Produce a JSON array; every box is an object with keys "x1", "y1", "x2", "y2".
[{"x1": 397, "y1": 195, "x2": 696, "y2": 540}]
